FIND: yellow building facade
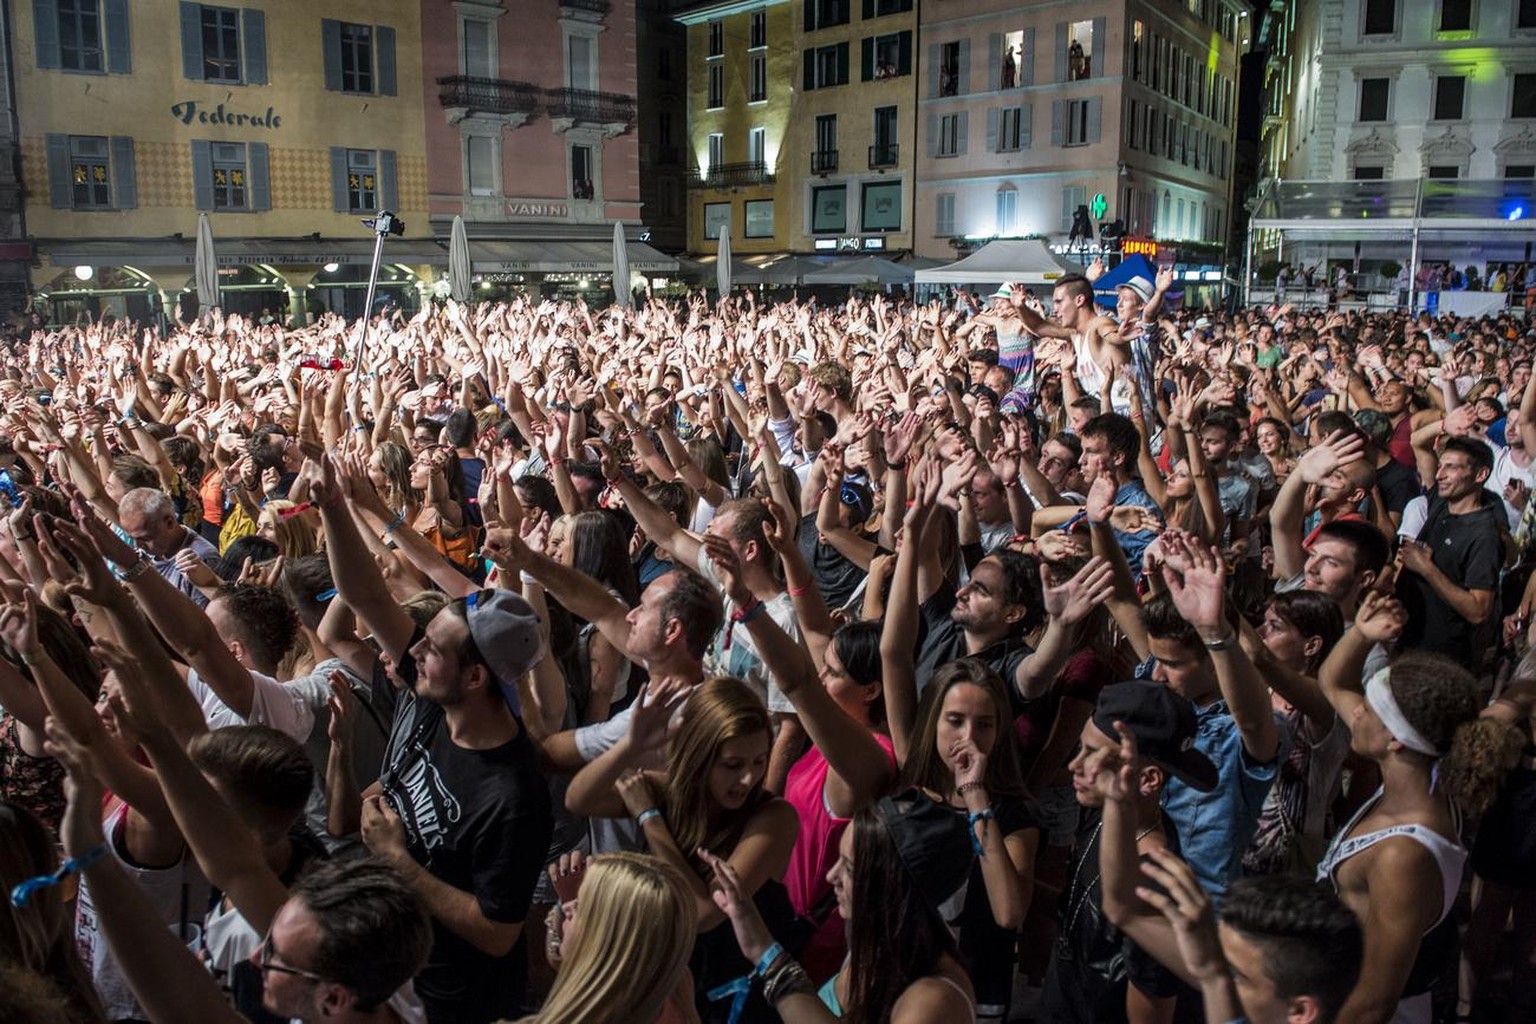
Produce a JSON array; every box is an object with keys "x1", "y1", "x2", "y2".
[{"x1": 14, "y1": 0, "x2": 433, "y2": 321}]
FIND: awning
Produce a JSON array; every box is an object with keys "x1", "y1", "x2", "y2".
[
  {"x1": 914, "y1": 239, "x2": 1085, "y2": 284},
  {"x1": 1248, "y1": 178, "x2": 1536, "y2": 236},
  {"x1": 471, "y1": 239, "x2": 678, "y2": 274},
  {"x1": 39, "y1": 236, "x2": 448, "y2": 268}
]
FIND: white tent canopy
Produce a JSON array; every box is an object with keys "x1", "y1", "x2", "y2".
[
  {"x1": 913, "y1": 239, "x2": 1084, "y2": 284},
  {"x1": 802, "y1": 256, "x2": 914, "y2": 285}
]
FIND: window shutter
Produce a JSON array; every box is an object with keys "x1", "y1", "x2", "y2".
[
  {"x1": 248, "y1": 141, "x2": 270, "y2": 210},
  {"x1": 1087, "y1": 97, "x2": 1101, "y2": 143},
  {"x1": 803, "y1": 49, "x2": 815, "y2": 90},
  {"x1": 1051, "y1": 100, "x2": 1064, "y2": 146},
  {"x1": 898, "y1": 31, "x2": 910, "y2": 75},
  {"x1": 180, "y1": 2, "x2": 203, "y2": 80},
  {"x1": 380, "y1": 149, "x2": 399, "y2": 211},
  {"x1": 110, "y1": 136, "x2": 136, "y2": 208},
  {"x1": 837, "y1": 41, "x2": 849, "y2": 84},
  {"x1": 1054, "y1": 23, "x2": 1067, "y2": 82},
  {"x1": 322, "y1": 20, "x2": 343, "y2": 91},
  {"x1": 45, "y1": 133, "x2": 70, "y2": 207},
  {"x1": 376, "y1": 26, "x2": 397, "y2": 96},
  {"x1": 804, "y1": 0, "x2": 814, "y2": 32},
  {"x1": 861, "y1": 0, "x2": 874, "y2": 17},
  {"x1": 987, "y1": 107, "x2": 999, "y2": 151},
  {"x1": 104, "y1": 0, "x2": 130, "y2": 73},
  {"x1": 33, "y1": 0, "x2": 60, "y2": 68},
  {"x1": 331, "y1": 147, "x2": 349, "y2": 211},
  {"x1": 242, "y1": 8, "x2": 267, "y2": 85},
  {"x1": 1021, "y1": 28, "x2": 1034, "y2": 85},
  {"x1": 956, "y1": 111, "x2": 968, "y2": 154},
  {"x1": 988, "y1": 32, "x2": 1001, "y2": 90},
  {"x1": 1091, "y1": 17, "x2": 1105, "y2": 78},
  {"x1": 191, "y1": 140, "x2": 214, "y2": 209},
  {"x1": 1062, "y1": 189, "x2": 1074, "y2": 233},
  {"x1": 926, "y1": 43, "x2": 939, "y2": 97},
  {"x1": 926, "y1": 112, "x2": 938, "y2": 157},
  {"x1": 956, "y1": 38, "x2": 969, "y2": 92},
  {"x1": 861, "y1": 37, "x2": 873, "y2": 81},
  {"x1": 1020, "y1": 104, "x2": 1032, "y2": 148}
]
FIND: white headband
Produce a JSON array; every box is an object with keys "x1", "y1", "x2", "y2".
[{"x1": 1365, "y1": 669, "x2": 1440, "y2": 758}]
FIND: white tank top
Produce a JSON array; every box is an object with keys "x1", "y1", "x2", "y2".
[{"x1": 1315, "y1": 789, "x2": 1466, "y2": 927}]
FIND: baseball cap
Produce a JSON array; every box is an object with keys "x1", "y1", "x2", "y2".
[
  {"x1": 1092, "y1": 681, "x2": 1218, "y2": 792},
  {"x1": 1353, "y1": 409, "x2": 1393, "y2": 447},
  {"x1": 1118, "y1": 276, "x2": 1154, "y2": 304},
  {"x1": 875, "y1": 788, "x2": 973, "y2": 909},
  {"x1": 462, "y1": 589, "x2": 547, "y2": 715}
]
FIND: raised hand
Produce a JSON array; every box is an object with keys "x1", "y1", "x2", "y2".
[
  {"x1": 1295, "y1": 429, "x2": 1366, "y2": 486},
  {"x1": 626, "y1": 677, "x2": 689, "y2": 754},
  {"x1": 883, "y1": 411, "x2": 922, "y2": 466},
  {"x1": 325, "y1": 671, "x2": 354, "y2": 746},
  {"x1": 1136, "y1": 847, "x2": 1228, "y2": 985},
  {"x1": 615, "y1": 768, "x2": 659, "y2": 819},
  {"x1": 1084, "y1": 720, "x2": 1139, "y2": 806},
  {"x1": 702, "y1": 533, "x2": 751, "y2": 607},
  {"x1": 1042, "y1": 556, "x2": 1115, "y2": 625},
  {"x1": 1085, "y1": 474, "x2": 1116, "y2": 525},
  {"x1": 949, "y1": 737, "x2": 988, "y2": 793},
  {"x1": 1353, "y1": 590, "x2": 1407, "y2": 644},
  {"x1": 702, "y1": 849, "x2": 776, "y2": 966},
  {"x1": 1160, "y1": 534, "x2": 1228, "y2": 635}
]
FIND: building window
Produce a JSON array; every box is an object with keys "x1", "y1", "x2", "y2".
[
  {"x1": 1363, "y1": 0, "x2": 1396, "y2": 35},
  {"x1": 872, "y1": 105, "x2": 898, "y2": 165},
  {"x1": 1132, "y1": 20, "x2": 1143, "y2": 81},
  {"x1": 1433, "y1": 75, "x2": 1465, "y2": 120},
  {"x1": 708, "y1": 64, "x2": 724, "y2": 108},
  {"x1": 1065, "y1": 99, "x2": 1091, "y2": 146},
  {"x1": 69, "y1": 135, "x2": 111, "y2": 208},
  {"x1": 209, "y1": 141, "x2": 248, "y2": 209},
  {"x1": 937, "y1": 112, "x2": 962, "y2": 156},
  {"x1": 571, "y1": 145, "x2": 594, "y2": 200},
  {"x1": 750, "y1": 55, "x2": 767, "y2": 102},
  {"x1": 749, "y1": 10, "x2": 767, "y2": 48},
  {"x1": 812, "y1": 184, "x2": 847, "y2": 232},
  {"x1": 862, "y1": 180, "x2": 901, "y2": 231},
  {"x1": 807, "y1": 0, "x2": 849, "y2": 30},
  {"x1": 1428, "y1": 164, "x2": 1459, "y2": 178},
  {"x1": 567, "y1": 34, "x2": 595, "y2": 90},
  {"x1": 200, "y1": 6, "x2": 241, "y2": 81},
  {"x1": 707, "y1": 132, "x2": 724, "y2": 173},
  {"x1": 659, "y1": 110, "x2": 674, "y2": 147},
  {"x1": 939, "y1": 40, "x2": 960, "y2": 96},
  {"x1": 345, "y1": 149, "x2": 377, "y2": 211},
  {"x1": 748, "y1": 126, "x2": 766, "y2": 168},
  {"x1": 998, "y1": 106, "x2": 1025, "y2": 151},
  {"x1": 995, "y1": 186, "x2": 1018, "y2": 235},
  {"x1": 1067, "y1": 20, "x2": 1093, "y2": 80},
  {"x1": 1439, "y1": 0, "x2": 1472, "y2": 31},
  {"x1": 935, "y1": 192, "x2": 955, "y2": 236},
  {"x1": 805, "y1": 42, "x2": 849, "y2": 89},
  {"x1": 462, "y1": 19, "x2": 493, "y2": 78},
  {"x1": 1506, "y1": 164, "x2": 1536, "y2": 177},
  {"x1": 703, "y1": 201, "x2": 731, "y2": 239},
  {"x1": 324, "y1": 19, "x2": 395, "y2": 95},
  {"x1": 1354, "y1": 164, "x2": 1386, "y2": 179},
  {"x1": 745, "y1": 198, "x2": 774, "y2": 237},
  {"x1": 658, "y1": 45, "x2": 672, "y2": 80},
  {"x1": 707, "y1": 20, "x2": 723, "y2": 57},
  {"x1": 1521, "y1": 0, "x2": 1536, "y2": 28},
  {"x1": 57, "y1": 0, "x2": 105, "y2": 72},
  {"x1": 864, "y1": 31, "x2": 911, "y2": 80},
  {"x1": 871, "y1": 0, "x2": 913, "y2": 14},
  {"x1": 1359, "y1": 78, "x2": 1389, "y2": 121},
  {"x1": 339, "y1": 23, "x2": 373, "y2": 93},
  {"x1": 1515, "y1": 74, "x2": 1536, "y2": 118},
  {"x1": 467, "y1": 135, "x2": 496, "y2": 196},
  {"x1": 813, "y1": 114, "x2": 837, "y2": 171}
]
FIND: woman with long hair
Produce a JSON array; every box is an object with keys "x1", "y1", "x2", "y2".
[
  {"x1": 531, "y1": 853, "x2": 699, "y2": 1024},
  {"x1": 1318, "y1": 596, "x2": 1525, "y2": 1024},
  {"x1": 256, "y1": 500, "x2": 320, "y2": 559},
  {"x1": 366, "y1": 441, "x2": 418, "y2": 523},
  {"x1": 1, "y1": 801, "x2": 106, "y2": 1024},
  {"x1": 1254, "y1": 416, "x2": 1296, "y2": 486},
  {"x1": 565, "y1": 676, "x2": 798, "y2": 1023},
  {"x1": 705, "y1": 790, "x2": 976, "y2": 1023}
]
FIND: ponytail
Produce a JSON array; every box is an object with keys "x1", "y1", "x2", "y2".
[{"x1": 1436, "y1": 718, "x2": 1525, "y2": 816}]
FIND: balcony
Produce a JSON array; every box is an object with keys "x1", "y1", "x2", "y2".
[
  {"x1": 869, "y1": 143, "x2": 899, "y2": 169},
  {"x1": 438, "y1": 76, "x2": 539, "y2": 127},
  {"x1": 560, "y1": 0, "x2": 609, "y2": 12},
  {"x1": 546, "y1": 88, "x2": 635, "y2": 136},
  {"x1": 690, "y1": 162, "x2": 774, "y2": 189},
  {"x1": 811, "y1": 149, "x2": 839, "y2": 174}
]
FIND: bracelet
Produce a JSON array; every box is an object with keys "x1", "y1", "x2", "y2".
[
  {"x1": 763, "y1": 957, "x2": 814, "y2": 1005},
  {"x1": 887, "y1": 458, "x2": 907, "y2": 472},
  {"x1": 967, "y1": 807, "x2": 996, "y2": 857},
  {"x1": 1201, "y1": 629, "x2": 1238, "y2": 651},
  {"x1": 383, "y1": 511, "x2": 405, "y2": 534},
  {"x1": 956, "y1": 780, "x2": 986, "y2": 796},
  {"x1": 731, "y1": 598, "x2": 768, "y2": 625},
  {"x1": 119, "y1": 554, "x2": 154, "y2": 581},
  {"x1": 787, "y1": 583, "x2": 809, "y2": 598},
  {"x1": 519, "y1": 570, "x2": 539, "y2": 586},
  {"x1": 754, "y1": 942, "x2": 785, "y2": 977},
  {"x1": 635, "y1": 808, "x2": 663, "y2": 828}
]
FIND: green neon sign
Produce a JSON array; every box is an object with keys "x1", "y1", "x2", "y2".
[{"x1": 1091, "y1": 193, "x2": 1108, "y2": 219}]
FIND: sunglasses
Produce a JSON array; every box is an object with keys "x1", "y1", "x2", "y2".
[{"x1": 258, "y1": 930, "x2": 331, "y2": 985}]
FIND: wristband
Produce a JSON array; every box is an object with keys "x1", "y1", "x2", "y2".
[
  {"x1": 635, "y1": 808, "x2": 663, "y2": 828},
  {"x1": 887, "y1": 458, "x2": 907, "y2": 472},
  {"x1": 11, "y1": 842, "x2": 109, "y2": 907},
  {"x1": 967, "y1": 807, "x2": 996, "y2": 857},
  {"x1": 754, "y1": 942, "x2": 785, "y2": 977},
  {"x1": 519, "y1": 570, "x2": 539, "y2": 586},
  {"x1": 731, "y1": 597, "x2": 767, "y2": 625},
  {"x1": 383, "y1": 511, "x2": 406, "y2": 534},
  {"x1": 787, "y1": 583, "x2": 809, "y2": 598},
  {"x1": 1201, "y1": 629, "x2": 1238, "y2": 651},
  {"x1": 956, "y1": 780, "x2": 986, "y2": 796}
]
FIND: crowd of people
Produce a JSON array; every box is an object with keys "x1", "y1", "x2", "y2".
[{"x1": 0, "y1": 273, "x2": 1534, "y2": 1024}]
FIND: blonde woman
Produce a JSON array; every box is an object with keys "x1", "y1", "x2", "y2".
[
  {"x1": 532, "y1": 853, "x2": 700, "y2": 1024},
  {"x1": 256, "y1": 500, "x2": 320, "y2": 559}
]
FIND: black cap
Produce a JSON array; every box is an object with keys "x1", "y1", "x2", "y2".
[
  {"x1": 875, "y1": 788, "x2": 973, "y2": 910},
  {"x1": 1093, "y1": 681, "x2": 1219, "y2": 793}
]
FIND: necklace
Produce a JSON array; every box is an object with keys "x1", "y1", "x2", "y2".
[{"x1": 1061, "y1": 819, "x2": 1162, "y2": 941}]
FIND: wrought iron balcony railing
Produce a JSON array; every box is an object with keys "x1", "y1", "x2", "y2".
[
  {"x1": 438, "y1": 76, "x2": 540, "y2": 116},
  {"x1": 869, "y1": 143, "x2": 899, "y2": 168},
  {"x1": 811, "y1": 149, "x2": 839, "y2": 174},
  {"x1": 689, "y1": 162, "x2": 774, "y2": 188},
  {"x1": 545, "y1": 88, "x2": 636, "y2": 125}
]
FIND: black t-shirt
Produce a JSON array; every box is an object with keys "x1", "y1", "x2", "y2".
[
  {"x1": 1039, "y1": 807, "x2": 1188, "y2": 1024},
  {"x1": 1398, "y1": 494, "x2": 1503, "y2": 663},
  {"x1": 913, "y1": 582, "x2": 1033, "y2": 710},
  {"x1": 379, "y1": 631, "x2": 554, "y2": 1024},
  {"x1": 1375, "y1": 458, "x2": 1420, "y2": 517},
  {"x1": 796, "y1": 513, "x2": 869, "y2": 610},
  {"x1": 948, "y1": 796, "x2": 1041, "y2": 1009}
]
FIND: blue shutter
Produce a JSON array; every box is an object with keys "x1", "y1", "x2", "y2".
[
  {"x1": 380, "y1": 149, "x2": 399, "y2": 212},
  {"x1": 248, "y1": 141, "x2": 270, "y2": 211},
  {"x1": 986, "y1": 107, "x2": 998, "y2": 151},
  {"x1": 110, "y1": 136, "x2": 136, "y2": 209},
  {"x1": 104, "y1": 0, "x2": 130, "y2": 73},
  {"x1": 45, "y1": 134, "x2": 71, "y2": 207},
  {"x1": 331, "y1": 147, "x2": 349, "y2": 212},
  {"x1": 1087, "y1": 97, "x2": 1102, "y2": 143},
  {"x1": 988, "y1": 32, "x2": 1001, "y2": 91},
  {"x1": 1051, "y1": 101, "x2": 1064, "y2": 146},
  {"x1": 1019, "y1": 104, "x2": 1032, "y2": 149},
  {"x1": 956, "y1": 111, "x2": 968, "y2": 154},
  {"x1": 925, "y1": 113, "x2": 937, "y2": 157},
  {"x1": 926, "y1": 42, "x2": 938, "y2": 97},
  {"x1": 1054, "y1": 22, "x2": 1067, "y2": 82},
  {"x1": 321, "y1": 20, "x2": 342, "y2": 91},
  {"x1": 191, "y1": 140, "x2": 213, "y2": 209},
  {"x1": 180, "y1": 3, "x2": 202, "y2": 79},
  {"x1": 33, "y1": 0, "x2": 60, "y2": 69},
  {"x1": 1091, "y1": 17, "x2": 1105, "y2": 79},
  {"x1": 1021, "y1": 28, "x2": 1034, "y2": 86},
  {"x1": 956, "y1": 38, "x2": 969, "y2": 93},
  {"x1": 242, "y1": 8, "x2": 267, "y2": 85},
  {"x1": 376, "y1": 25, "x2": 397, "y2": 96}
]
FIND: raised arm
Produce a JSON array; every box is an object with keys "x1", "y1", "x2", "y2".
[
  {"x1": 483, "y1": 525, "x2": 634, "y2": 657},
  {"x1": 1270, "y1": 431, "x2": 1367, "y2": 581},
  {"x1": 600, "y1": 442, "x2": 704, "y2": 569},
  {"x1": 1015, "y1": 557, "x2": 1115, "y2": 700},
  {"x1": 880, "y1": 461, "x2": 939, "y2": 765}
]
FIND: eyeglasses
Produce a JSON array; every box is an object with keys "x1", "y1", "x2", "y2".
[{"x1": 257, "y1": 930, "x2": 331, "y2": 985}]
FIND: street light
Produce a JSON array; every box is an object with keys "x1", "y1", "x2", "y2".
[{"x1": 74, "y1": 265, "x2": 93, "y2": 281}]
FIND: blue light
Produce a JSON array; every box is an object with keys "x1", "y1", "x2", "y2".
[{"x1": 1511, "y1": 206, "x2": 1526, "y2": 221}]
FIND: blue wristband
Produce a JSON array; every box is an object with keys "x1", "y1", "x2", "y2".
[
  {"x1": 967, "y1": 807, "x2": 996, "y2": 858},
  {"x1": 754, "y1": 941, "x2": 785, "y2": 977},
  {"x1": 635, "y1": 808, "x2": 663, "y2": 828}
]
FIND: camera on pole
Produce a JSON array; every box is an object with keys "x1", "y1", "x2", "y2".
[{"x1": 354, "y1": 211, "x2": 405, "y2": 366}]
